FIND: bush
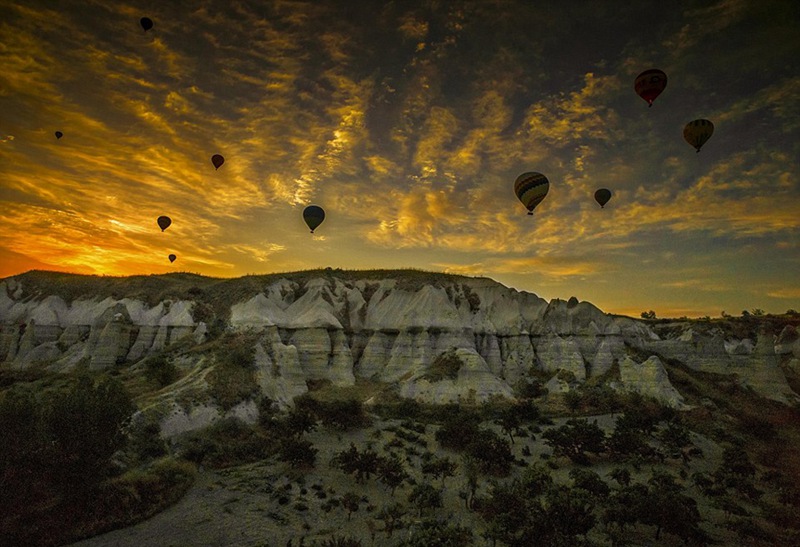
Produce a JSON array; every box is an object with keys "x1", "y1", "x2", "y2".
[
  {"x1": 423, "y1": 349, "x2": 463, "y2": 381},
  {"x1": 143, "y1": 355, "x2": 178, "y2": 387},
  {"x1": 207, "y1": 335, "x2": 258, "y2": 410},
  {"x1": 316, "y1": 399, "x2": 372, "y2": 431}
]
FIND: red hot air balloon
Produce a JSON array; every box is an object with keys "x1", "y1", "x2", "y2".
[
  {"x1": 157, "y1": 215, "x2": 171, "y2": 231},
  {"x1": 211, "y1": 154, "x2": 225, "y2": 170},
  {"x1": 634, "y1": 69, "x2": 667, "y2": 107},
  {"x1": 168, "y1": 254, "x2": 176, "y2": 263}
]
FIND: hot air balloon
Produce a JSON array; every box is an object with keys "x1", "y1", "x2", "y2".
[
  {"x1": 683, "y1": 119, "x2": 714, "y2": 153},
  {"x1": 168, "y1": 254, "x2": 176, "y2": 263},
  {"x1": 303, "y1": 205, "x2": 325, "y2": 233},
  {"x1": 634, "y1": 69, "x2": 667, "y2": 107},
  {"x1": 157, "y1": 215, "x2": 171, "y2": 232},
  {"x1": 140, "y1": 17, "x2": 153, "y2": 31},
  {"x1": 514, "y1": 172, "x2": 550, "y2": 215},
  {"x1": 594, "y1": 188, "x2": 612, "y2": 208},
  {"x1": 54, "y1": 131, "x2": 63, "y2": 139},
  {"x1": 211, "y1": 154, "x2": 225, "y2": 170}
]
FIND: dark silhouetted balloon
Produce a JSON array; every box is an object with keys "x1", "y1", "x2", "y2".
[
  {"x1": 634, "y1": 69, "x2": 667, "y2": 107},
  {"x1": 303, "y1": 205, "x2": 325, "y2": 233},
  {"x1": 54, "y1": 131, "x2": 63, "y2": 139},
  {"x1": 514, "y1": 172, "x2": 550, "y2": 215},
  {"x1": 683, "y1": 119, "x2": 714, "y2": 153},
  {"x1": 211, "y1": 154, "x2": 225, "y2": 170},
  {"x1": 140, "y1": 17, "x2": 153, "y2": 31},
  {"x1": 157, "y1": 215, "x2": 171, "y2": 232},
  {"x1": 168, "y1": 254, "x2": 176, "y2": 263},
  {"x1": 594, "y1": 188, "x2": 612, "y2": 208}
]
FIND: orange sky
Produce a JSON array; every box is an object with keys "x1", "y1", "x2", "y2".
[{"x1": 1, "y1": 1, "x2": 798, "y2": 318}]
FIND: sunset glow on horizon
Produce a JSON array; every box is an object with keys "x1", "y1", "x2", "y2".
[{"x1": 1, "y1": 0, "x2": 798, "y2": 318}]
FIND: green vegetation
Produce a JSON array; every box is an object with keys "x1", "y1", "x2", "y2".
[
  {"x1": 421, "y1": 348, "x2": 463, "y2": 381},
  {"x1": 0, "y1": 373, "x2": 194, "y2": 546},
  {"x1": 206, "y1": 333, "x2": 259, "y2": 410}
]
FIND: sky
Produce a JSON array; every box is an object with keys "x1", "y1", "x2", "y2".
[{"x1": 1, "y1": 0, "x2": 798, "y2": 318}]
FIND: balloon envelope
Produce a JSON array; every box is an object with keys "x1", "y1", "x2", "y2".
[
  {"x1": 211, "y1": 154, "x2": 225, "y2": 169},
  {"x1": 514, "y1": 172, "x2": 550, "y2": 214},
  {"x1": 168, "y1": 254, "x2": 176, "y2": 263},
  {"x1": 594, "y1": 188, "x2": 612, "y2": 208},
  {"x1": 683, "y1": 119, "x2": 714, "y2": 152},
  {"x1": 303, "y1": 205, "x2": 325, "y2": 233},
  {"x1": 54, "y1": 131, "x2": 63, "y2": 139},
  {"x1": 140, "y1": 17, "x2": 153, "y2": 31},
  {"x1": 634, "y1": 69, "x2": 667, "y2": 107},
  {"x1": 157, "y1": 216, "x2": 171, "y2": 232}
]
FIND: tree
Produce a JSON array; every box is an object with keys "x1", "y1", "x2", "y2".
[
  {"x1": 317, "y1": 399, "x2": 371, "y2": 431},
  {"x1": 282, "y1": 406, "x2": 317, "y2": 437},
  {"x1": 569, "y1": 468, "x2": 610, "y2": 500},
  {"x1": 278, "y1": 437, "x2": 317, "y2": 469},
  {"x1": 641, "y1": 310, "x2": 657, "y2": 320},
  {"x1": 602, "y1": 483, "x2": 648, "y2": 545},
  {"x1": 420, "y1": 455, "x2": 457, "y2": 488},
  {"x1": 375, "y1": 503, "x2": 406, "y2": 538},
  {"x1": 331, "y1": 443, "x2": 380, "y2": 483},
  {"x1": 542, "y1": 419, "x2": 606, "y2": 464},
  {"x1": 45, "y1": 375, "x2": 136, "y2": 491},
  {"x1": 466, "y1": 429, "x2": 514, "y2": 477},
  {"x1": 144, "y1": 354, "x2": 178, "y2": 387},
  {"x1": 545, "y1": 487, "x2": 596, "y2": 541},
  {"x1": 377, "y1": 453, "x2": 409, "y2": 495},
  {"x1": 408, "y1": 483, "x2": 442, "y2": 517},
  {"x1": 642, "y1": 470, "x2": 704, "y2": 543},
  {"x1": 397, "y1": 519, "x2": 472, "y2": 546},
  {"x1": 341, "y1": 492, "x2": 361, "y2": 521},
  {"x1": 495, "y1": 405, "x2": 523, "y2": 443},
  {"x1": 434, "y1": 408, "x2": 481, "y2": 451},
  {"x1": 610, "y1": 467, "x2": 631, "y2": 487}
]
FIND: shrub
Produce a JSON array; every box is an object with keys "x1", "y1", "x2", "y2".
[
  {"x1": 423, "y1": 349, "x2": 463, "y2": 382},
  {"x1": 143, "y1": 355, "x2": 178, "y2": 387},
  {"x1": 316, "y1": 399, "x2": 371, "y2": 431}
]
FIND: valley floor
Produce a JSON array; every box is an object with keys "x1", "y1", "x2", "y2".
[{"x1": 68, "y1": 413, "x2": 753, "y2": 547}]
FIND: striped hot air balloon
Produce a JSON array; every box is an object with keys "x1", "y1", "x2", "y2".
[
  {"x1": 514, "y1": 172, "x2": 550, "y2": 215},
  {"x1": 683, "y1": 119, "x2": 714, "y2": 152}
]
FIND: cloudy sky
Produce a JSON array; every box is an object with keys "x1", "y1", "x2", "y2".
[{"x1": 1, "y1": 0, "x2": 798, "y2": 317}]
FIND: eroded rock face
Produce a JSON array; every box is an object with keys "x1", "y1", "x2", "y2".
[
  {"x1": 2, "y1": 272, "x2": 798, "y2": 437},
  {"x1": 618, "y1": 355, "x2": 688, "y2": 409}
]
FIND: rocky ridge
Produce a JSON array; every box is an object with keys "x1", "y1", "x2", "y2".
[{"x1": 2, "y1": 270, "x2": 798, "y2": 436}]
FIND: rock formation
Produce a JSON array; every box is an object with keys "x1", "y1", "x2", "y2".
[{"x1": 2, "y1": 270, "x2": 798, "y2": 437}]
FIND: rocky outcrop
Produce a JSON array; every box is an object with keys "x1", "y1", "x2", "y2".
[
  {"x1": 618, "y1": 355, "x2": 688, "y2": 409},
  {"x1": 2, "y1": 271, "x2": 798, "y2": 434}
]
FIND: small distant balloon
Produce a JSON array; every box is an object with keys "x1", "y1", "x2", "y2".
[
  {"x1": 157, "y1": 215, "x2": 171, "y2": 231},
  {"x1": 140, "y1": 17, "x2": 153, "y2": 31},
  {"x1": 303, "y1": 205, "x2": 326, "y2": 233},
  {"x1": 211, "y1": 154, "x2": 225, "y2": 170},
  {"x1": 514, "y1": 172, "x2": 550, "y2": 215},
  {"x1": 594, "y1": 188, "x2": 612, "y2": 208},
  {"x1": 634, "y1": 69, "x2": 667, "y2": 107},
  {"x1": 683, "y1": 119, "x2": 714, "y2": 153},
  {"x1": 54, "y1": 131, "x2": 63, "y2": 139},
  {"x1": 168, "y1": 254, "x2": 176, "y2": 263}
]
